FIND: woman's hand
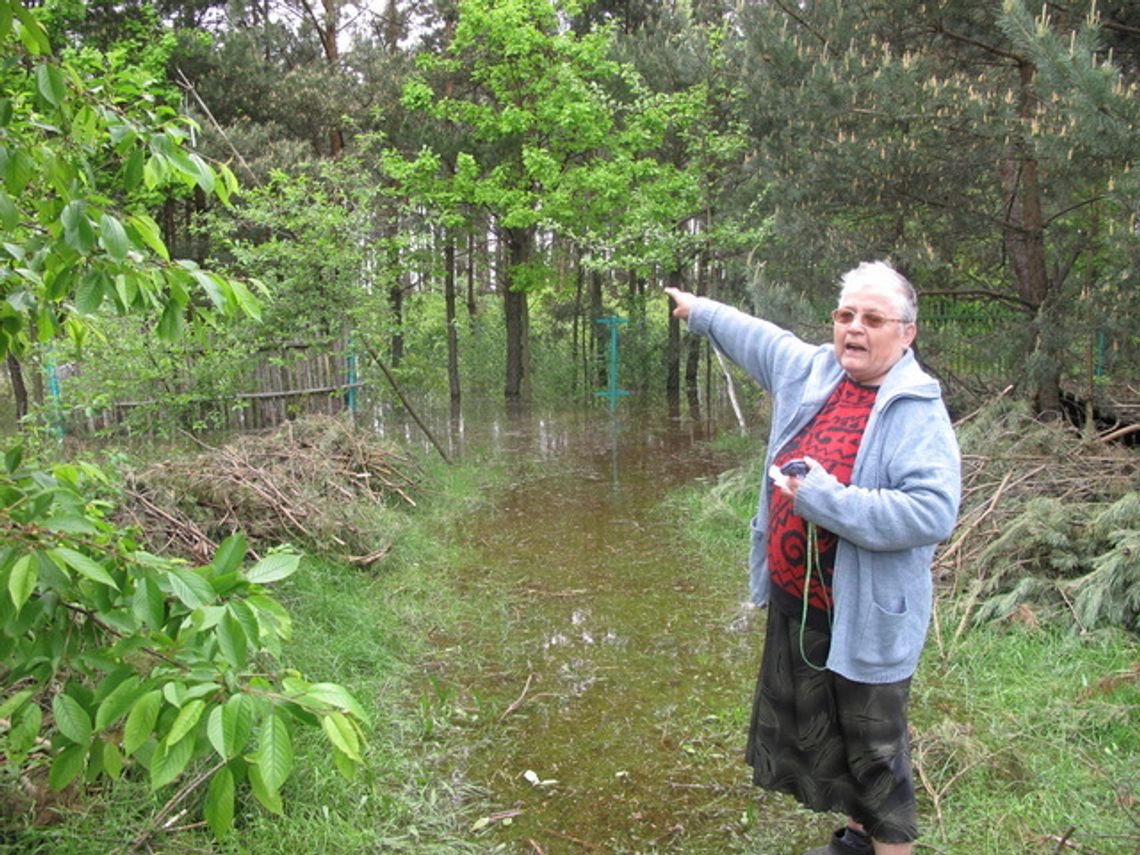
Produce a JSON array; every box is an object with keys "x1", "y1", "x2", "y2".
[
  {"x1": 664, "y1": 287, "x2": 697, "y2": 320},
  {"x1": 768, "y1": 457, "x2": 821, "y2": 498}
]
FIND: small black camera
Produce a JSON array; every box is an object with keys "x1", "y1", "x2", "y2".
[{"x1": 780, "y1": 459, "x2": 810, "y2": 478}]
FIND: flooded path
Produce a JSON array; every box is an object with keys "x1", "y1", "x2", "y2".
[{"x1": 420, "y1": 406, "x2": 818, "y2": 854}]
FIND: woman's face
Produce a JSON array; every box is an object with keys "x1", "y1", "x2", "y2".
[{"x1": 832, "y1": 284, "x2": 916, "y2": 386}]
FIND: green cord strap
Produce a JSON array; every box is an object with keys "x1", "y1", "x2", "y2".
[{"x1": 798, "y1": 521, "x2": 833, "y2": 672}]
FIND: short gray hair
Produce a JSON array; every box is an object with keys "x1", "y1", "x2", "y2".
[{"x1": 838, "y1": 261, "x2": 917, "y2": 324}]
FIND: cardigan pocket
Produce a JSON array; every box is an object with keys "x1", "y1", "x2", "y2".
[{"x1": 852, "y1": 597, "x2": 914, "y2": 669}]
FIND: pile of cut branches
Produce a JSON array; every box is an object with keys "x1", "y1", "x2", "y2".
[
  {"x1": 936, "y1": 396, "x2": 1140, "y2": 634},
  {"x1": 118, "y1": 414, "x2": 418, "y2": 565}
]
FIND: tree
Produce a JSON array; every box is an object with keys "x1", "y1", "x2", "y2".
[
  {"x1": 734, "y1": 0, "x2": 1139, "y2": 413},
  {"x1": 390, "y1": 0, "x2": 645, "y2": 400},
  {"x1": 0, "y1": 1, "x2": 366, "y2": 837},
  {"x1": 607, "y1": 13, "x2": 763, "y2": 410}
]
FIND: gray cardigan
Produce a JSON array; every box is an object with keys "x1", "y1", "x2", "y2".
[{"x1": 687, "y1": 297, "x2": 962, "y2": 683}]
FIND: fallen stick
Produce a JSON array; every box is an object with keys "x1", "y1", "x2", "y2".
[
  {"x1": 939, "y1": 469, "x2": 1015, "y2": 570},
  {"x1": 363, "y1": 341, "x2": 451, "y2": 464},
  {"x1": 540, "y1": 828, "x2": 600, "y2": 851},
  {"x1": 501, "y1": 673, "x2": 535, "y2": 721}
]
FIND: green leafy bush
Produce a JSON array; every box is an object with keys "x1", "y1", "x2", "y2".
[{"x1": 0, "y1": 445, "x2": 367, "y2": 838}]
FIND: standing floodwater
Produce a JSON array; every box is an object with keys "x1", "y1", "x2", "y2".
[{"x1": 416, "y1": 405, "x2": 833, "y2": 853}]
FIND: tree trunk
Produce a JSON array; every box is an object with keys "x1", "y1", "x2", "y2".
[
  {"x1": 590, "y1": 268, "x2": 605, "y2": 388},
  {"x1": 502, "y1": 226, "x2": 532, "y2": 401},
  {"x1": 7, "y1": 353, "x2": 28, "y2": 421},
  {"x1": 1002, "y1": 59, "x2": 1061, "y2": 416},
  {"x1": 321, "y1": 0, "x2": 344, "y2": 156},
  {"x1": 665, "y1": 266, "x2": 682, "y2": 413},
  {"x1": 572, "y1": 255, "x2": 583, "y2": 395},
  {"x1": 386, "y1": 213, "x2": 404, "y2": 367},
  {"x1": 444, "y1": 236, "x2": 461, "y2": 407},
  {"x1": 685, "y1": 333, "x2": 701, "y2": 415},
  {"x1": 466, "y1": 231, "x2": 478, "y2": 318}
]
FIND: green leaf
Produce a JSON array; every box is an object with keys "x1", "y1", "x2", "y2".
[
  {"x1": 212, "y1": 534, "x2": 247, "y2": 576},
  {"x1": 74, "y1": 271, "x2": 106, "y2": 314},
  {"x1": 0, "y1": 190, "x2": 17, "y2": 230},
  {"x1": 60, "y1": 201, "x2": 97, "y2": 254},
  {"x1": 226, "y1": 599, "x2": 259, "y2": 644},
  {"x1": 165, "y1": 698, "x2": 205, "y2": 747},
  {"x1": 44, "y1": 512, "x2": 99, "y2": 536},
  {"x1": 246, "y1": 552, "x2": 300, "y2": 585},
  {"x1": 207, "y1": 694, "x2": 253, "y2": 760},
  {"x1": 301, "y1": 683, "x2": 369, "y2": 724},
  {"x1": 127, "y1": 213, "x2": 169, "y2": 260},
  {"x1": 49, "y1": 743, "x2": 87, "y2": 791},
  {"x1": 0, "y1": 688, "x2": 34, "y2": 720},
  {"x1": 320, "y1": 712, "x2": 362, "y2": 763},
  {"x1": 4, "y1": 445, "x2": 23, "y2": 473},
  {"x1": 131, "y1": 577, "x2": 165, "y2": 629},
  {"x1": 35, "y1": 63, "x2": 66, "y2": 107},
  {"x1": 8, "y1": 702, "x2": 42, "y2": 755},
  {"x1": 332, "y1": 746, "x2": 358, "y2": 781},
  {"x1": 150, "y1": 731, "x2": 194, "y2": 790},
  {"x1": 49, "y1": 546, "x2": 118, "y2": 589},
  {"x1": 167, "y1": 567, "x2": 215, "y2": 609},
  {"x1": 52, "y1": 693, "x2": 93, "y2": 744},
  {"x1": 123, "y1": 690, "x2": 161, "y2": 755},
  {"x1": 227, "y1": 278, "x2": 261, "y2": 321},
  {"x1": 247, "y1": 762, "x2": 283, "y2": 815},
  {"x1": 3, "y1": 148, "x2": 33, "y2": 195},
  {"x1": 99, "y1": 213, "x2": 130, "y2": 261},
  {"x1": 14, "y1": 4, "x2": 52, "y2": 55},
  {"x1": 8, "y1": 553, "x2": 36, "y2": 609},
  {"x1": 204, "y1": 767, "x2": 235, "y2": 838},
  {"x1": 217, "y1": 611, "x2": 248, "y2": 670},
  {"x1": 255, "y1": 712, "x2": 293, "y2": 793},
  {"x1": 191, "y1": 269, "x2": 227, "y2": 311},
  {"x1": 156, "y1": 298, "x2": 183, "y2": 342},
  {"x1": 166, "y1": 150, "x2": 215, "y2": 194},
  {"x1": 94, "y1": 675, "x2": 142, "y2": 731},
  {"x1": 102, "y1": 739, "x2": 124, "y2": 780},
  {"x1": 123, "y1": 147, "x2": 145, "y2": 191}
]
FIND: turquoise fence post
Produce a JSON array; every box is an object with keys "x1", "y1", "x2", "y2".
[
  {"x1": 594, "y1": 316, "x2": 630, "y2": 412},
  {"x1": 346, "y1": 342, "x2": 358, "y2": 414},
  {"x1": 44, "y1": 344, "x2": 64, "y2": 438},
  {"x1": 595, "y1": 316, "x2": 630, "y2": 492}
]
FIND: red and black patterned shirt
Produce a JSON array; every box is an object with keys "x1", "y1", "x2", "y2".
[{"x1": 768, "y1": 377, "x2": 878, "y2": 629}]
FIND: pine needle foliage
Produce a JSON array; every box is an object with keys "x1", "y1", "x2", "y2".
[{"x1": 946, "y1": 398, "x2": 1140, "y2": 632}]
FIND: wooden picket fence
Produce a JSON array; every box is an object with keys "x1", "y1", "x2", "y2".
[{"x1": 74, "y1": 339, "x2": 362, "y2": 434}]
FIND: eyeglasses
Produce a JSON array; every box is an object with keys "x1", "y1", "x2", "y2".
[{"x1": 831, "y1": 308, "x2": 908, "y2": 329}]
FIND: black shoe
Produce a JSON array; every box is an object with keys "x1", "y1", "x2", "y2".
[{"x1": 802, "y1": 826, "x2": 873, "y2": 855}]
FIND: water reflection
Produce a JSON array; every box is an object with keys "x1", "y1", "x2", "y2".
[
  {"x1": 407, "y1": 396, "x2": 766, "y2": 853},
  {"x1": 357, "y1": 392, "x2": 736, "y2": 478}
]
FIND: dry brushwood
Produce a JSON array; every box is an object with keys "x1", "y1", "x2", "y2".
[
  {"x1": 117, "y1": 415, "x2": 419, "y2": 564},
  {"x1": 935, "y1": 396, "x2": 1140, "y2": 634}
]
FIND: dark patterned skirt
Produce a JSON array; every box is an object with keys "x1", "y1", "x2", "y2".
[{"x1": 745, "y1": 607, "x2": 919, "y2": 844}]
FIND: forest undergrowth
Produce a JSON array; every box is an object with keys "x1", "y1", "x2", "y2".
[{"x1": 1, "y1": 400, "x2": 1137, "y2": 854}]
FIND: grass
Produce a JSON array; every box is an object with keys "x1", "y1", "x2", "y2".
[
  {"x1": 911, "y1": 623, "x2": 1139, "y2": 854},
  {"x1": 670, "y1": 450, "x2": 1140, "y2": 855},
  {"x1": 3, "y1": 427, "x2": 1136, "y2": 854}
]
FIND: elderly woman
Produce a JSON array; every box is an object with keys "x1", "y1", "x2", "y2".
[{"x1": 666, "y1": 261, "x2": 961, "y2": 855}]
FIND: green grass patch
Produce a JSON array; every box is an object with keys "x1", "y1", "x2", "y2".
[{"x1": 913, "y1": 621, "x2": 1138, "y2": 854}]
